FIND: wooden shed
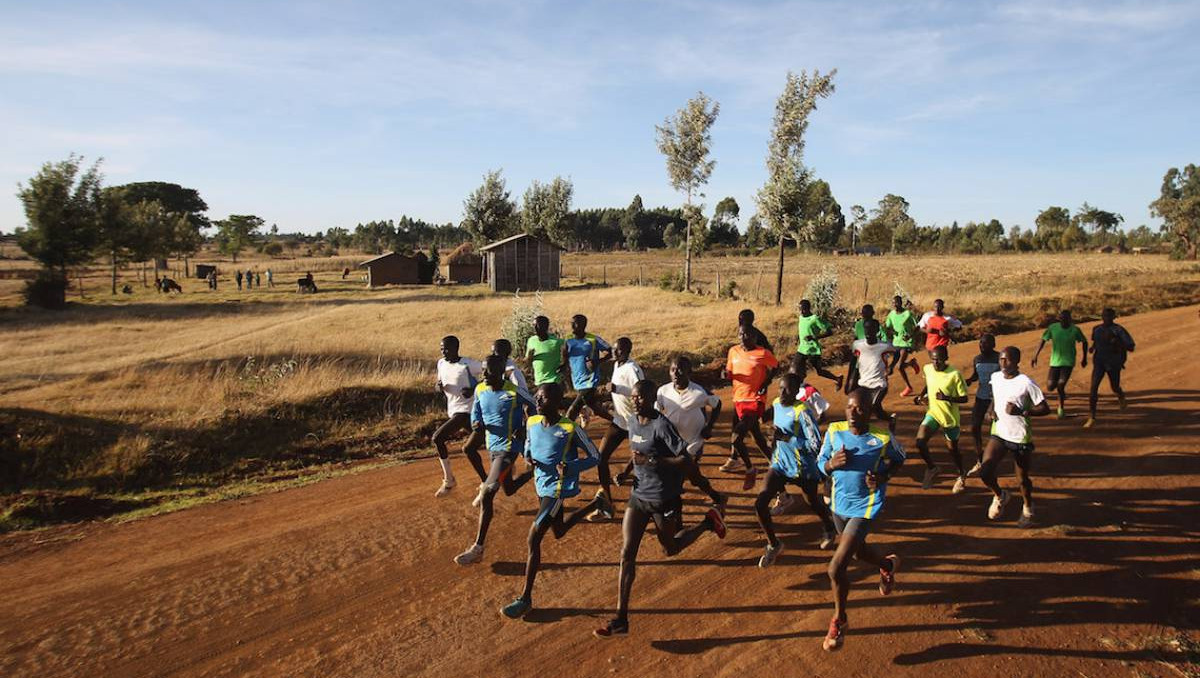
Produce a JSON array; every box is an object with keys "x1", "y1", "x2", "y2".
[
  {"x1": 479, "y1": 233, "x2": 561, "y2": 292},
  {"x1": 194, "y1": 264, "x2": 217, "y2": 280},
  {"x1": 358, "y1": 251, "x2": 425, "y2": 288}
]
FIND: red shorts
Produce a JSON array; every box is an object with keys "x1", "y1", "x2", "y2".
[{"x1": 734, "y1": 400, "x2": 766, "y2": 419}]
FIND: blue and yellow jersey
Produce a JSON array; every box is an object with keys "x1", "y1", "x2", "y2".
[
  {"x1": 817, "y1": 422, "x2": 906, "y2": 519},
  {"x1": 565, "y1": 333, "x2": 611, "y2": 390},
  {"x1": 769, "y1": 398, "x2": 823, "y2": 480},
  {"x1": 471, "y1": 381, "x2": 535, "y2": 453},
  {"x1": 524, "y1": 415, "x2": 600, "y2": 499}
]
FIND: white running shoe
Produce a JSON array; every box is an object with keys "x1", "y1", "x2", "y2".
[
  {"x1": 435, "y1": 478, "x2": 457, "y2": 498},
  {"x1": 759, "y1": 542, "x2": 784, "y2": 568},
  {"x1": 719, "y1": 457, "x2": 745, "y2": 473},
  {"x1": 966, "y1": 461, "x2": 983, "y2": 477},
  {"x1": 770, "y1": 492, "x2": 796, "y2": 516},
  {"x1": 988, "y1": 490, "x2": 1011, "y2": 520},
  {"x1": 454, "y1": 543, "x2": 484, "y2": 565},
  {"x1": 951, "y1": 475, "x2": 966, "y2": 494}
]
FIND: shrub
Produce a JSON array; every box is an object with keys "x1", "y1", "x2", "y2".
[
  {"x1": 501, "y1": 291, "x2": 552, "y2": 353},
  {"x1": 803, "y1": 266, "x2": 840, "y2": 318},
  {"x1": 263, "y1": 242, "x2": 284, "y2": 257},
  {"x1": 23, "y1": 270, "x2": 68, "y2": 309},
  {"x1": 658, "y1": 271, "x2": 685, "y2": 292},
  {"x1": 722, "y1": 278, "x2": 738, "y2": 299}
]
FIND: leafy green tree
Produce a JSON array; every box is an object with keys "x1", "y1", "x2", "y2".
[
  {"x1": 756, "y1": 69, "x2": 836, "y2": 304},
  {"x1": 462, "y1": 169, "x2": 518, "y2": 246},
  {"x1": 1149, "y1": 164, "x2": 1200, "y2": 260},
  {"x1": 214, "y1": 214, "x2": 264, "y2": 262},
  {"x1": 15, "y1": 155, "x2": 104, "y2": 300},
  {"x1": 96, "y1": 187, "x2": 139, "y2": 294},
  {"x1": 521, "y1": 176, "x2": 574, "y2": 247},
  {"x1": 619, "y1": 194, "x2": 645, "y2": 250},
  {"x1": 857, "y1": 194, "x2": 913, "y2": 252},
  {"x1": 114, "y1": 181, "x2": 209, "y2": 275},
  {"x1": 743, "y1": 213, "x2": 770, "y2": 249},
  {"x1": 1034, "y1": 206, "x2": 1071, "y2": 251},
  {"x1": 845, "y1": 204, "x2": 867, "y2": 250},
  {"x1": 801, "y1": 180, "x2": 845, "y2": 249},
  {"x1": 656, "y1": 92, "x2": 720, "y2": 290},
  {"x1": 1073, "y1": 202, "x2": 1123, "y2": 246},
  {"x1": 708, "y1": 197, "x2": 741, "y2": 247},
  {"x1": 127, "y1": 200, "x2": 188, "y2": 280}
]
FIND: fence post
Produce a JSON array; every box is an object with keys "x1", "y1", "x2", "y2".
[
  {"x1": 716, "y1": 271, "x2": 721, "y2": 299},
  {"x1": 639, "y1": 266, "x2": 643, "y2": 286},
  {"x1": 603, "y1": 265, "x2": 607, "y2": 286},
  {"x1": 579, "y1": 265, "x2": 583, "y2": 283}
]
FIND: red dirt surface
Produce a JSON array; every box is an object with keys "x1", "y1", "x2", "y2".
[{"x1": 2, "y1": 305, "x2": 1198, "y2": 678}]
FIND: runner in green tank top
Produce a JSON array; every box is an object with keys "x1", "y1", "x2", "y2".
[{"x1": 884, "y1": 295, "x2": 921, "y2": 396}]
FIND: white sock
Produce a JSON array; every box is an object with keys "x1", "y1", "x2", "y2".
[
  {"x1": 439, "y1": 457, "x2": 453, "y2": 481},
  {"x1": 1023, "y1": 504, "x2": 1034, "y2": 516}
]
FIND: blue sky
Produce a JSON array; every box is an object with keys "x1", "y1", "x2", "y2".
[{"x1": 2, "y1": 0, "x2": 1198, "y2": 235}]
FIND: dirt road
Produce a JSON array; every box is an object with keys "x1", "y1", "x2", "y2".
[{"x1": 2, "y1": 305, "x2": 1198, "y2": 677}]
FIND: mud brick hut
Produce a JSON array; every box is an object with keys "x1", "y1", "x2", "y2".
[
  {"x1": 479, "y1": 233, "x2": 561, "y2": 292},
  {"x1": 194, "y1": 263, "x2": 217, "y2": 280},
  {"x1": 358, "y1": 251, "x2": 431, "y2": 288}
]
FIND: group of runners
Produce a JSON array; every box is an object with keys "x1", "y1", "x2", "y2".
[{"x1": 431, "y1": 299, "x2": 1136, "y2": 651}]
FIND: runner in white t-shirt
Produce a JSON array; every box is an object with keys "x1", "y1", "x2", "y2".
[
  {"x1": 847, "y1": 319, "x2": 899, "y2": 427},
  {"x1": 979, "y1": 346, "x2": 1050, "y2": 527},
  {"x1": 656, "y1": 356, "x2": 723, "y2": 458},
  {"x1": 588, "y1": 337, "x2": 644, "y2": 521},
  {"x1": 433, "y1": 336, "x2": 484, "y2": 497}
]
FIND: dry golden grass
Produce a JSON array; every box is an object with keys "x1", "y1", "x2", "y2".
[{"x1": 1, "y1": 246, "x2": 1196, "y2": 528}]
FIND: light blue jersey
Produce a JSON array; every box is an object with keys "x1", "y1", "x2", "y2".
[
  {"x1": 817, "y1": 422, "x2": 906, "y2": 519},
  {"x1": 471, "y1": 381, "x2": 536, "y2": 453},
  {"x1": 525, "y1": 415, "x2": 600, "y2": 499},
  {"x1": 565, "y1": 333, "x2": 611, "y2": 389},
  {"x1": 769, "y1": 398, "x2": 823, "y2": 481}
]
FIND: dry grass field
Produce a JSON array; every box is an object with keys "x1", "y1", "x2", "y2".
[{"x1": 1, "y1": 245, "x2": 1197, "y2": 529}]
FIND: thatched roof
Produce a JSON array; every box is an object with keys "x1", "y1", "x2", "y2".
[{"x1": 444, "y1": 242, "x2": 481, "y2": 265}]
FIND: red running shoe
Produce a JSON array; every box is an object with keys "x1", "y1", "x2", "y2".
[
  {"x1": 879, "y1": 554, "x2": 900, "y2": 595},
  {"x1": 706, "y1": 507, "x2": 727, "y2": 539},
  {"x1": 822, "y1": 616, "x2": 847, "y2": 651}
]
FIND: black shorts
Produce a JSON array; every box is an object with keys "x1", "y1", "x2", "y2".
[
  {"x1": 971, "y1": 397, "x2": 992, "y2": 426},
  {"x1": 991, "y1": 436, "x2": 1034, "y2": 465},
  {"x1": 627, "y1": 493, "x2": 683, "y2": 520},
  {"x1": 799, "y1": 353, "x2": 825, "y2": 369},
  {"x1": 831, "y1": 513, "x2": 873, "y2": 539},
  {"x1": 864, "y1": 386, "x2": 888, "y2": 405},
  {"x1": 1092, "y1": 361, "x2": 1123, "y2": 381},
  {"x1": 1048, "y1": 365, "x2": 1074, "y2": 384},
  {"x1": 534, "y1": 495, "x2": 566, "y2": 528}
]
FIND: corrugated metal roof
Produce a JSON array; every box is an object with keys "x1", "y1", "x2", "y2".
[{"x1": 478, "y1": 232, "x2": 563, "y2": 252}]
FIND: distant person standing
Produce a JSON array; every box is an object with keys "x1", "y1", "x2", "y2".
[
  {"x1": 1032, "y1": 309, "x2": 1088, "y2": 418},
  {"x1": 255, "y1": 272, "x2": 261, "y2": 288},
  {"x1": 884, "y1": 295, "x2": 921, "y2": 396},
  {"x1": 236, "y1": 270, "x2": 243, "y2": 290},
  {"x1": 265, "y1": 269, "x2": 274, "y2": 288},
  {"x1": 246, "y1": 268, "x2": 255, "y2": 289},
  {"x1": 917, "y1": 299, "x2": 962, "y2": 352},
  {"x1": 208, "y1": 270, "x2": 218, "y2": 290},
  {"x1": 1084, "y1": 308, "x2": 1135, "y2": 428},
  {"x1": 797, "y1": 299, "x2": 843, "y2": 389}
]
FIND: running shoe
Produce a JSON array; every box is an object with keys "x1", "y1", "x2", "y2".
[
  {"x1": 888, "y1": 413, "x2": 899, "y2": 433},
  {"x1": 594, "y1": 618, "x2": 629, "y2": 638},
  {"x1": 434, "y1": 478, "x2": 457, "y2": 498},
  {"x1": 966, "y1": 461, "x2": 983, "y2": 477},
  {"x1": 921, "y1": 465, "x2": 941, "y2": 490},
  {"x1": 587, "y1": 506, "x2": 614, "y2": 522},
  {"x1": 819, "y1": 531, "x2": 836, "y2": 550},
  {"x1": 1082, "y1": 417, "x2": 1095, "y2": 428},
  {"x1": 759, "y1": 542, "x2": 784, "y2": 568},
  {"x1": 706, "y1": 507, "x2": 727, "y2": 539},
  {"x1": 1118, "y1": 394, "x2": 1128, "y2": 410},
  {"x1": 899, "y1": 386, "x2": 913, "y2": 398},
  {"x1": 822, "y1": 616, "x2": 846, "y2": 652},
  {"x1": 472, "y1": 482, "x2": 496, "y2": 508},
  {"x1": 501, "y1": 597, "x2": 532, "y2": 619},
  {"x1": 1017, "y1": 510, "x2": 1036, "y2": 529},
  {"x1": 770, "y1": 492, "x2": 795, "y2": 516},
  {"x1": 1056, "y1": 406, "x2": 1065, "y2": 419},
  {"x1": 454, "y1": 543, "x2": 484, "y2": 565},
  {"x1": 742, "y1": 466, "x2": 758, "y2": 491},
  {"x1": 719, "y1": 457, "x2": 745, "y2": 473},
  {"x1": 951, "y1": 475, "x2": 966, "y2": 494},
  {"x1": 879, "y1": 554, "x2": 900, "y2": 595},
  {"x1": 987, "y1": 489, "x2": 1011, "y2": 520}
]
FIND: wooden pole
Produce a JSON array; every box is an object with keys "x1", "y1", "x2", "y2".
[
  {"x1": 716, "y1": 270, "x2": 721, "y2": 299},
  {"x1": 603, "y1": 265, "x2": 607, "y2": 286},
  {"x1": 639, "y1": 265, "x2": 643, "y2": 287}
]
